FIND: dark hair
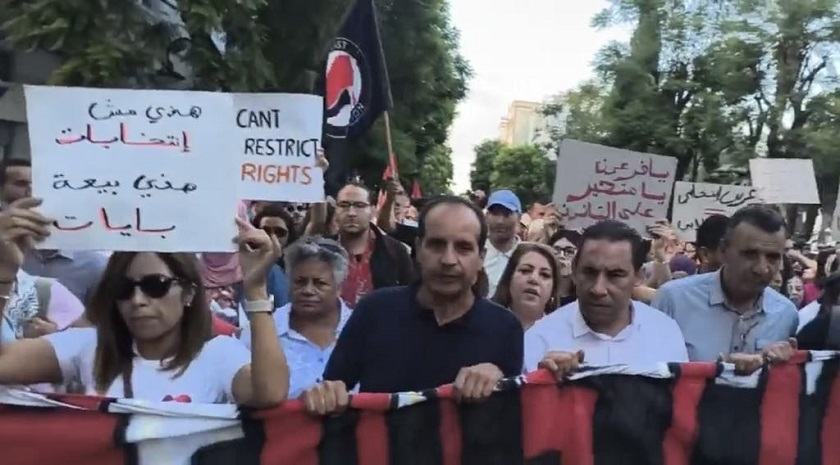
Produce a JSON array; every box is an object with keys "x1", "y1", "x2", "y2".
[
  {"x1": 723, "y1": 205, "x2": 786, "y2": 246},
  {"x1": 695, "y1": 214, "x2": 728, "y2": 250},
  {"x1": 337, "y1": 180, "x2": 373, "y2": 203},
  {"x1": 87, "y1": 252, "x2": 211, "y2": 394},
  {"x1": 417, "y1": 195, "x2": 487, "y2": 249},
  {"x1": 0, "y1": 158, "x2": 30, "y2": 186},
  {"x1": 548, "y1": 229, "x2": 582, "y2": 248},
  {"x1": 574, "y1": 220, "x2": 645, "y2": 270},
  {"x1": 492, "y1": 242, "x2": 560, "y2": 313},
  {"x1": 251, "y1": 203, "x2": 299, "y2": 245}
]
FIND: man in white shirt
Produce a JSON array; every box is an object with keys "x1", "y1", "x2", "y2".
[
  {"x1": 525, "y1": 220, "x2": 688, "y2": 375},
  {"x1": 483, "y1": 190, "x2": 522, "y2": 297}
]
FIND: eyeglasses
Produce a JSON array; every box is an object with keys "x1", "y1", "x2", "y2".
[
  {"x1": 114, "y1": 274, "x2": 180, "y2": 300},
  {"x1": 336, "y1": 201, "x2": 370, "y2": 210},
  {"x1": 261, "y1": 226, "x2": 289, "y2": 238},
  {"x1": 286, "y1": 205, "x2": 308, "y2": 213}
]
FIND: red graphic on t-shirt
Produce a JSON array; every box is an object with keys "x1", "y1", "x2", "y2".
[{"x1": 162, "y1": 394, "x2": 192, "y2": 403}]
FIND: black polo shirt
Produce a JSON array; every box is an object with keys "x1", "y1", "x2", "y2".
[{"x1": 323, "y1": 284, "x2": 524, "y2": 393}]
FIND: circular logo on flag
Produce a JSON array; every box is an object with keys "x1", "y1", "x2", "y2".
[{"x1": 324, "y1": 38, "x2": 371, "y2": 139}]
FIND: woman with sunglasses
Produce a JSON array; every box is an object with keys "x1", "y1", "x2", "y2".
[{"x1": 0, "y1": 198, "x2": 289, "y2": 406}]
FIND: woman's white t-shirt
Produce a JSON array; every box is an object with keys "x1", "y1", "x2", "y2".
[{"x1": 45, "y1": 328, "x2": 250, "y2": 403}]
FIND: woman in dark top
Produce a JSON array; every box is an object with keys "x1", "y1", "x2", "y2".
[{"x1": 797, "y1": 271, "x2": 840, "y2": 350}]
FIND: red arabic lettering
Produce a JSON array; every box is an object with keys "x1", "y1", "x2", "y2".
[
  {"x1": 53, "y1": 208, "x2": 175, "y2": 235},
  {"x1": 100, "y1": 208, "x2": 131, "y2": 231},
  {"x1": 54, "y1": 124, "x2": 190, "y2": 152},
  {"x1": 135, "y1": 208, "x2": 175, "y2": 233}
]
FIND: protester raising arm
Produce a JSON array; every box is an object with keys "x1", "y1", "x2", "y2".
[
  {"x1": 230, "y1": 217, "x2": 290, "y2": 406},
  {"x1": 0, "y1": 198, "x2": 290, "y2": 407}
]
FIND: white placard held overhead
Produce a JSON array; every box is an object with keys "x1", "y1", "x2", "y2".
[
  {"x1": 749, "y1": 158, "x2": 819, "y2": 204},
  {"x1": 552, "y1": 139, "x2": 678, "y2": 234},
  {"x1": 24, "y1": 85, "x2": 238, "y2": 252},
  {"x1": 234, "y1": 93, "x2": 325, "y2": 202},
  {"x1": 672, "y1": 182, "x2": 762, "y2": 241}
]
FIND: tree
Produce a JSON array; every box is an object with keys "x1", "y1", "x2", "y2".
[
  {"x1": 0, "y1": 0, "x2": 469, "y2": 192},
  {"x1": 417, "y1": 145, "x2": 454, "y2": 195},
  {"x1": 469, "y1": 139, "x2": 503, "y2": 192},
  {"x1": 490, "y1": 145, "x2": 550, "y2": 207},
  {"x1": 539, "y1": 79, "x2": 611, "y2": 155}
]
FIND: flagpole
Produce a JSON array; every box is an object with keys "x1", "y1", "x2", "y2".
[{"x1": 383, "y1": 111, "x2": 398, "y2": 177}]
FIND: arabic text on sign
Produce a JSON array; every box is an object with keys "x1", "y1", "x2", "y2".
[
  {"x1": 675, "y1": 183, "x2": 757, "y2": 208},
  {"x1": 54, "y1": 207, "x2": 176, "y2": 239},
  {"x1": 55, "y1": 124, "x2": 190, "y2": 153}
]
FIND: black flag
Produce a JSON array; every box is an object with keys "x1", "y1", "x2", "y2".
[{"x1": 318, "y1": 0, "x2": 393, "y2": 196}]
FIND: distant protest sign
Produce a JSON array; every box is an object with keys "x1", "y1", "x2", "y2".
[
  {"x1": 749, "y1": 158, "x2": 819, "y2": 204},
  {"x1": 234, "y1": 93, "x2": 324, "y2": 202},
  {"x1": 672, "y1": 182, "x2": 762, "y2": 241},
  {"x1": 24, "y1": 85, "x2": 237, "y2": 252},
  {"x1": 552, "y1": 140, "x2": 678, "y2": 234}
]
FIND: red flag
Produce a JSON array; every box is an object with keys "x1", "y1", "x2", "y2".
[
  {"x1": 376, "y1": 164, "x2": 393, "y2": 210},
  {"x1": 411, "y1": 180, "x2": 421, "y2": 200}
]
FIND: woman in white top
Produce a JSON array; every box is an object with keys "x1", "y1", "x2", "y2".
[{"x1": 0, "y1": 198, "x2": 289, "y2": 406}]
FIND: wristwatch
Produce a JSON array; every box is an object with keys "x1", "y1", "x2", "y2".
[{"x1": 243, "y1": 299, "x2": 274, "y2": 314}]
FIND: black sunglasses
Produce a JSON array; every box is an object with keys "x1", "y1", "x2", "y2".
[
  {"x1": 114, "y1": 274, "x2": 180, "y2": 300},
  {"x1": 261, "y1": 226, "x2": 289, "y2": 238}
]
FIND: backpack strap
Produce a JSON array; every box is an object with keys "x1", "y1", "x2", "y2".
[{"x1": 33, "y1": 277, "x2": 54, "y2": 319}]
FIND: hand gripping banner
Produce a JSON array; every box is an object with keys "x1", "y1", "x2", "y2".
[{"x1": 1, "y1": 351, "x2": 839, "y2": 465}]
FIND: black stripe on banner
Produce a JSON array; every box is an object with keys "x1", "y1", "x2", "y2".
[
  {"x1": 796, "y1": 358, "x2": 840, "y2": 465},
  {"x1": 460, "y1": 388, "x2": 524, "y2": 465},
  {"x1": 191, "y1": 412, "x2": 264, "y2": 465},
  {"x1": 587, "y1": 375, "x2": 673, "y2": 465},
  {"x1": 386, "y1": 397, "x2": 443, "y2": 464},
  {"x1": 690, "y1": 369, "x2": 769, "y2": 465},
  {"x1": 319, "y1": 409, "x2": 360, "y2": 465},
  {"x1": 108, "y1": 400, "x2": 139, "y2": 465}
]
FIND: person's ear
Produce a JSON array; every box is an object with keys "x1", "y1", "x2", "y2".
[{"x1": 181, "y1": 285, "x2": 196, "y2": 306}]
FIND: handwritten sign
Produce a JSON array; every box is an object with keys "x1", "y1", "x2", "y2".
[
  {"x1": 552, "y1": 140, "x2": 677, "y2": 233},
  {"x1": 672, "y1": 182, "x2": 761, "y2": 241},
  {"x1": 749, "y1": 158, "x2": 819, "y2": 204},
  {"x1": 234, "y1": 93, "x2": 324, "y2": 202},
  {"x1": 24, "y1": 85, "x2": 238, "y2": 252}
]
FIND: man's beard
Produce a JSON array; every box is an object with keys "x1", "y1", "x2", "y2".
[{"x1": 340, "y1": 225, "x2": 367, "y2": 239}]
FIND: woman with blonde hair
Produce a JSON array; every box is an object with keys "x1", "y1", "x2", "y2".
[{"x1": 0, "y1": 198, "x2": 289, "y2": 406}]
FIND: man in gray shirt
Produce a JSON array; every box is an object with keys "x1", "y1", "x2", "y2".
[{"x1": 652, "y1": 205, "x2": 797, "y2": 368}]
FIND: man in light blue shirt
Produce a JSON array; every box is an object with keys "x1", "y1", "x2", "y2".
[{"x1": 652, "y1": 205, "x2": 797, "y2": 363}]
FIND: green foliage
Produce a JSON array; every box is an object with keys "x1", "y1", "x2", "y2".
[
  {"x1": 418, "y1": 145, "x2": 454, "y2": 195},
  {"x1": 490, "y1": 145, "x2": 551, "y2": 207},
  {"x1": 0, "y1": 0, "x2": 467, "y2": 192},
  {"x1": 469, "y1": 139, "x2": 503, "y2": 192}
]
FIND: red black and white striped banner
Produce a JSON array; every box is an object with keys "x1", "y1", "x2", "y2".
[{"x1": 2, "y1": 351, "x2": 840, "y2": 465}]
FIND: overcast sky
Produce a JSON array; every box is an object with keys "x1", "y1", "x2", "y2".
[{"x1": 447, "y1": 0, "x2": 632, "y2": 193}]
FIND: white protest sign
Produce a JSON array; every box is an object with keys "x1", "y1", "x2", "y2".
[
  {"x1": 24, "y1": 85, "x2": 238, "y2": 252},
  {"x1": 672, "y1": 182, "x2": 762, "y2": 241},
  {"x1": 749, "y1": 158, "x2": 819, "y2": 204},
  {"x1": 234, "y1": 93, "x2": 325, "y2": 202},
  {"x1": 552, "y1": 140, "x2": 678, "y2": 234}
]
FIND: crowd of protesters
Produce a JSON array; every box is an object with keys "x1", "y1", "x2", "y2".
[{"x1": 0, "y1": 155, "x2": 837, "y2": 414}]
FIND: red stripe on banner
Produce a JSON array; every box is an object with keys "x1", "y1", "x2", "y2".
[
  {"x1": 759, "y1": 363, "x2": 801, "y2": 465},
  {"x1": 0, "y1": 405, "x2": 124, "y2": 465},
  {"x1": 439, "y1": 397, "x2": 463, "y2": 465},
  {"x1": 521, "y1": 370, "x2": 597, "y2": 464},
  {"x1": 256, "y1": 406, "x2": 321, "y2": 465},
  {"x1": 821, "y1": 366, "x2": 840, "y2": 464},
  {"x1": 663, "y1": 363, "x2": 715, "y2": 465},
  {"x1": 356, "y1": 411, "x2": 389, "y2": 465}
]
